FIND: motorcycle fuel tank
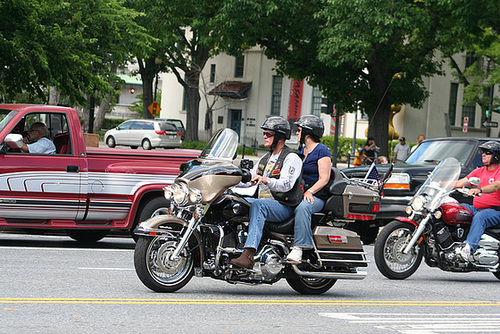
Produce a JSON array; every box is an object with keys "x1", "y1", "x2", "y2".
[{"x1": 440, "y1": 202, "x2": 473, "y2": 226}]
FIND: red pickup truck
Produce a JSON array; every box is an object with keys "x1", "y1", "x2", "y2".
[{"x1": 0, "y1": 104, "x2": 199, "y2": 241}]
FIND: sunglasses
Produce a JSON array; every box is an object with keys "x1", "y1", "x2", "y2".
[
  {"x1": 482, "y1": 150, "x2": 494, "y2": 155},
  {"x1": 263, "y1": 131, "x2": 275, "y2": 138}
]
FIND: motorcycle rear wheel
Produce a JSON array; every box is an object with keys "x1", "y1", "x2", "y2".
[
  {"x1": 286, "y1": 271, "x2": 336, "y2": 295},
  {"x1": 134, "y1": 236, "x2": 194, "y2": 292},
  {"x1": 374, "y1": 220, "x2": 423, "y2": 279}
]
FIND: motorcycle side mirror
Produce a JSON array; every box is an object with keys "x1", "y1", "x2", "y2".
[
  {"x1": 240, "y1": 159, "x2": 254, "y2": 170},
  {"x1": 468, "y1": 177, "x2": 481, "y2": 187}
]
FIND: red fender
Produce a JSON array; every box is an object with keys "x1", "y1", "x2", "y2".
[{"x1": 393, "y1": 216, "x2": 419, "y2": 228}]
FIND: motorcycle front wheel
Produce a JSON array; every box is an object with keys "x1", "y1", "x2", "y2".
[
  {"x1": 134, "y1": 236, "x2": 194, "y2": 292},
  {"x1": 374, "y1": 220, "x2": 423, "y2": 279},
  {"x1": 286, "y1": 271, "x2": 336, "y2": 295}
]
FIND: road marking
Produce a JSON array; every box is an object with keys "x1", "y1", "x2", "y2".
[
  {"x1": 77, "y1": 267, "x2": 134, "y2": 271},
  {"x1": 0, "y1": 246, "x2": 132, "y2": 252},
  {"x1": 319, "y1": 313, "x2": 500, "y2": 334},
  {"x1": 0, "y1": 299, "x2": 500, "y2": 306}
]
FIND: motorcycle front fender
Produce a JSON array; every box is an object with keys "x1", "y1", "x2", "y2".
[
  {"x1": 394, "y1": 216, "x2": 419, "y2": 228},
  {"x1": 134, "y1": 215, "x2": 203, "y2": 266}
]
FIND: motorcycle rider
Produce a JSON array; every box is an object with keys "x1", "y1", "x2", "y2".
[
  {"x1": 454, "y1": 141, "x2": 500, "y2": 261},
  {"x1": 287, "y1": 115, "x2": 331, "y2": 263},
  {"x1": 230, "y1": 116, "x2": 303, "y2": 268}
]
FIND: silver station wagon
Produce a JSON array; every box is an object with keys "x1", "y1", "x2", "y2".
[{"x1": 105, "y1": 119, "x2": 182, "y2": 150}]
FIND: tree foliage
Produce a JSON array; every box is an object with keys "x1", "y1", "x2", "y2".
[
  {"x1": 0, "y1": 0, "x2": 149, "y2": 105},
  {"x1": 127, "y1": 0, "x2": 226, "y2": 140},
  {"x1": 216, "y1": 0, "x2": 499, "y2": 155}
]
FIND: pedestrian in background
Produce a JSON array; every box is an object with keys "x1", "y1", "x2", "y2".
[
  {"x1": 411, "y1": 134, "x2": 425, "y2": 153},
  {"x1": 393, "y1": 137, "x2": 411, "y2": 162}
]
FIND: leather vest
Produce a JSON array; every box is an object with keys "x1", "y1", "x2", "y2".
[{"x1": 257, "y1": 146, "x2": 303, "y2": 206}]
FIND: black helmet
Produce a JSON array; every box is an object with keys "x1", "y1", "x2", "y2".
[
  {"x1": 294, "y1": 114, "x2": 324, "y2": 140},
  {"x1": 479, "y1": 141, "x2": 500, "y2": 164},
  {"x1": 261, "y1": 116, "x2": 291, "y2": 139}
]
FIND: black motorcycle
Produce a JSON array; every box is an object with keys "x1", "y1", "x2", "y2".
[{"x1": 134, "y1": 128, "x2": 387, "y2": 294}]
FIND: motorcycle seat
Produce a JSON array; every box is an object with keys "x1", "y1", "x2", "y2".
[
  {"x1": 265, "y1": 213, "x2": 325, "y2": 235},
  {"x1": 485, "y1": 226, "x2": 500, "y2": 239}
]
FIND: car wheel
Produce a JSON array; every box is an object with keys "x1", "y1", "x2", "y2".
[
  {"x1": 142, "y1": 139, "x2": 152, "y2": 150},
  {"x1": 106, "y1": 136, "x2": 116, "y2": 148}
]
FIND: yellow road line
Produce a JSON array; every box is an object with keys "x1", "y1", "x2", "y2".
[{"x1": 1, "y1": 298, "x2": 500, "y2": 306}]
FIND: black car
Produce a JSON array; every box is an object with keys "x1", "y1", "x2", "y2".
[{"x1": 342, "y1": 137, "x2": 500, "y2": 243}]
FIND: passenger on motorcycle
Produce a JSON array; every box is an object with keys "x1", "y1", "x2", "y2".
[
  {"x1": 454, "y1": 141, "x2": 500, "y2": 261},
  {"x1": 230, "y1": 116, "x2": 303, "y2": 268},
  {"x1": 286, "y1": 115, "x2": 331, "y2": 263}
]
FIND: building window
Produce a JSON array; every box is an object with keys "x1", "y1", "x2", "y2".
[
  {"x1": 234, "y1": 56, "x2": 244, "y2": 78},
  {"x1": 311, "y1": 87, "x2": 323, "y2": 116},
  {"x1": 210, "y1": 64, "x2": 216, "y2": 83},
  {"x1": 448, "y1": 83, "x2": 458, "y2": 126},
  {"x1": 462, "y1": 102, "x2": 476, "y2": 127},
  {"x1": 465, "y1": 52, "x2": 480, "y2": 70},
  {"x1": 271, "y1": 76, "x2": 283, "y2": 116}
]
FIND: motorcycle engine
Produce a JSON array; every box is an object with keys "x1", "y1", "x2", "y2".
[{"x1": 247, "y1": 245, "x2": 284, "y2": 283}]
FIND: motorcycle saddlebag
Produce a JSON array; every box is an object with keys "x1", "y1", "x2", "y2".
[{"x1": 313, "y1": 226, "x2": 368, "y2": 267}]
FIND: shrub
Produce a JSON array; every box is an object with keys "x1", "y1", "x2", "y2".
[{"x1": 102, "y1": 118, "x2": 127, "y2": 130}]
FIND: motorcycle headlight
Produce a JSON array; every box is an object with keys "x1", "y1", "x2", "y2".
[
  {"x1": 411, "y1": 195, "x2": 424, "y2": 211},
  {"x1": 189, "y1": 188, "x2": 203, "y2": 204},
  {"x1": 172, "y1": 183, "x2": 189, "y2": 206}
]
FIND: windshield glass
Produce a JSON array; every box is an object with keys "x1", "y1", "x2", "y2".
[
  {"x1": 199, "y1": 128, "x2": 239, "y2": 160},
  {"x1": 0, "y1": 109, "x2": 18, "y2": 132},
  {"x1": 406, "y1": 140, "x2": 475, "y2": 165},
  {"x1": 415, "y1": 157, "x2": 461, "y2": 210}
]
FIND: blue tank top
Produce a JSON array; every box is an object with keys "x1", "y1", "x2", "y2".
[{"x1": 298, "y1": 143, "x2": 331, "y2": 188}]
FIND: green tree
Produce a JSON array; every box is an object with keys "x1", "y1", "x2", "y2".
[
  {"x1": 0, "y1": 0, "x2": 149, "y2": 108},
  {"x1": 128, "y1": 0, "x2": 227, "y2": 141},
  {"x1": 216, "y1": 0, "x2": 498, "y2": 155}
]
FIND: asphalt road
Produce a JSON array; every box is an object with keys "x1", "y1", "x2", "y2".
[{"x1": 1, "y1": 232, "x2": 499, "y2": 334}]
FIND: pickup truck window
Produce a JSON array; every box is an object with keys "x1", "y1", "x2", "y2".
[
  {"x1": 0, "y1": 109, "x2": 17, "y2": 132},
  {"x1": 406, "y1": 140, "x2": 475, "y2": 165}
]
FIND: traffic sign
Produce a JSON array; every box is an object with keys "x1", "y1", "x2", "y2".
[
  {"x1": 148, "y1": 101, "x2": 161, "y2": 117},
  {"x1": 462, "y1": 116, "x2": 468, "y2": 133},
  {"x1": 482, "y1": 121, "x2": 498, "y2": 128}
]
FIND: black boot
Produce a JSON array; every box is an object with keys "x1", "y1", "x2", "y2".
[{"x1": 230, "y1": 248, "x2": 255, "y2": 269}]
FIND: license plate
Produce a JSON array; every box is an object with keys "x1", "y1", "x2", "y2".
[{"x1": 169, "y1": 135, "x2": 175, "y2": 139}]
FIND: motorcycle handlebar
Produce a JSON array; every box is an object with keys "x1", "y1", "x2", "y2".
[{"x1": 241, "y1": 169, "x2": 252, "y2": 183}]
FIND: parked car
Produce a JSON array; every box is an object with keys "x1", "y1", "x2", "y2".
[
  {"x1": 105, "y1": 119, "x2": 182, "y2": 150},
  {"x1": 341, "y1": 137, "x2": 500, "y2": 243},
  {"x1": 158, "y1": 118, "x2": 185, "y2": 140}
]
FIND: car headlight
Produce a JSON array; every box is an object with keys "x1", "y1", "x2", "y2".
[
  {"x1": 172, "y1": 183, "x2": 189, "y2": 206},
  {"x1": 189, "y1": 188, "x2": 203, "y2": 204},
  {"x1": 411, "y1": 195, "x2": 424, "y2": 211}
]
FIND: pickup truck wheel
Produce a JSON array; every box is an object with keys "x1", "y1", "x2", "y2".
[
  {"x1": 142, "y1": 139, "x2": 152, "y2": 150},
  {"x1": 106, "y1": 136, "x2": 116, "y2": 148},
  {"x1": 132, "y1": 197, "x2": 171, "y2": 240},
  {"x1": 66, "y1": 230, "x2": 108, "y2": 243}
]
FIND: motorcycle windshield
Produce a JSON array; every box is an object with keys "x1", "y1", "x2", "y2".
[
  {"x1": 199, "y1": 128, "x2": 239, "y2": 161},
  {"x1": 415, "y1": 157, "x2": 461, "y2": 210}
]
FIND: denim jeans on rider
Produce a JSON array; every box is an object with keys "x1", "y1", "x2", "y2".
[
  {"x1": 244, "y1": 198, "x2": 294, "y2": 250},
  {"x1": 293, "y1": 196, "x2": 325, "y2": 249},
  {"x1": 461, "y1": 203, "x2": 500, "y2": 251}
]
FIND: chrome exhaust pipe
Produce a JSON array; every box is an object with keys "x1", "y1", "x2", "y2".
[{"x1": 291, "y1": 265, "x2": 367, "y2": 280}]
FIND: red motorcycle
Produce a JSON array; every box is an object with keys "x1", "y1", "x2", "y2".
[{"x1": 374, "y1": 157, "x2": 500, "y2": 280}]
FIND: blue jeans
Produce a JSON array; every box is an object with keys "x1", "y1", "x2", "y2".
[
  {"x1": 461, "y1": 203, "x2": 500, "y2": 251},
  {"x1": 244, "y1": 198, "x2": 294, "y2": 250},
  {"x1": 293, "y1": 196, "x2": 325, "y2": 249}
]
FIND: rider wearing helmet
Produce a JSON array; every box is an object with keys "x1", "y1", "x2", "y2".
[
  {"x1": 231, "y1": 116, "x2": 303, "y2": 269},
  {"x1": 286, "y1": 115, "x2": 332, "y2": 263},
  {"x1": 455, "y1": 140, "x2": 500, "y2": 261}
]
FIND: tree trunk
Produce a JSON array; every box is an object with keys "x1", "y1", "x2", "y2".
[
  {"x1": 138, "y1": 58, "x2": 155, "y2": 120},
  {"x1": 94, "y1": 94, "x2": 111, "y2": 131},
  {"x1": 48, "y1": 87, "x2": 60, "y2": 105},
  {"x1": 184, "y1": 70, "x2": 201, "y2": 141}
]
